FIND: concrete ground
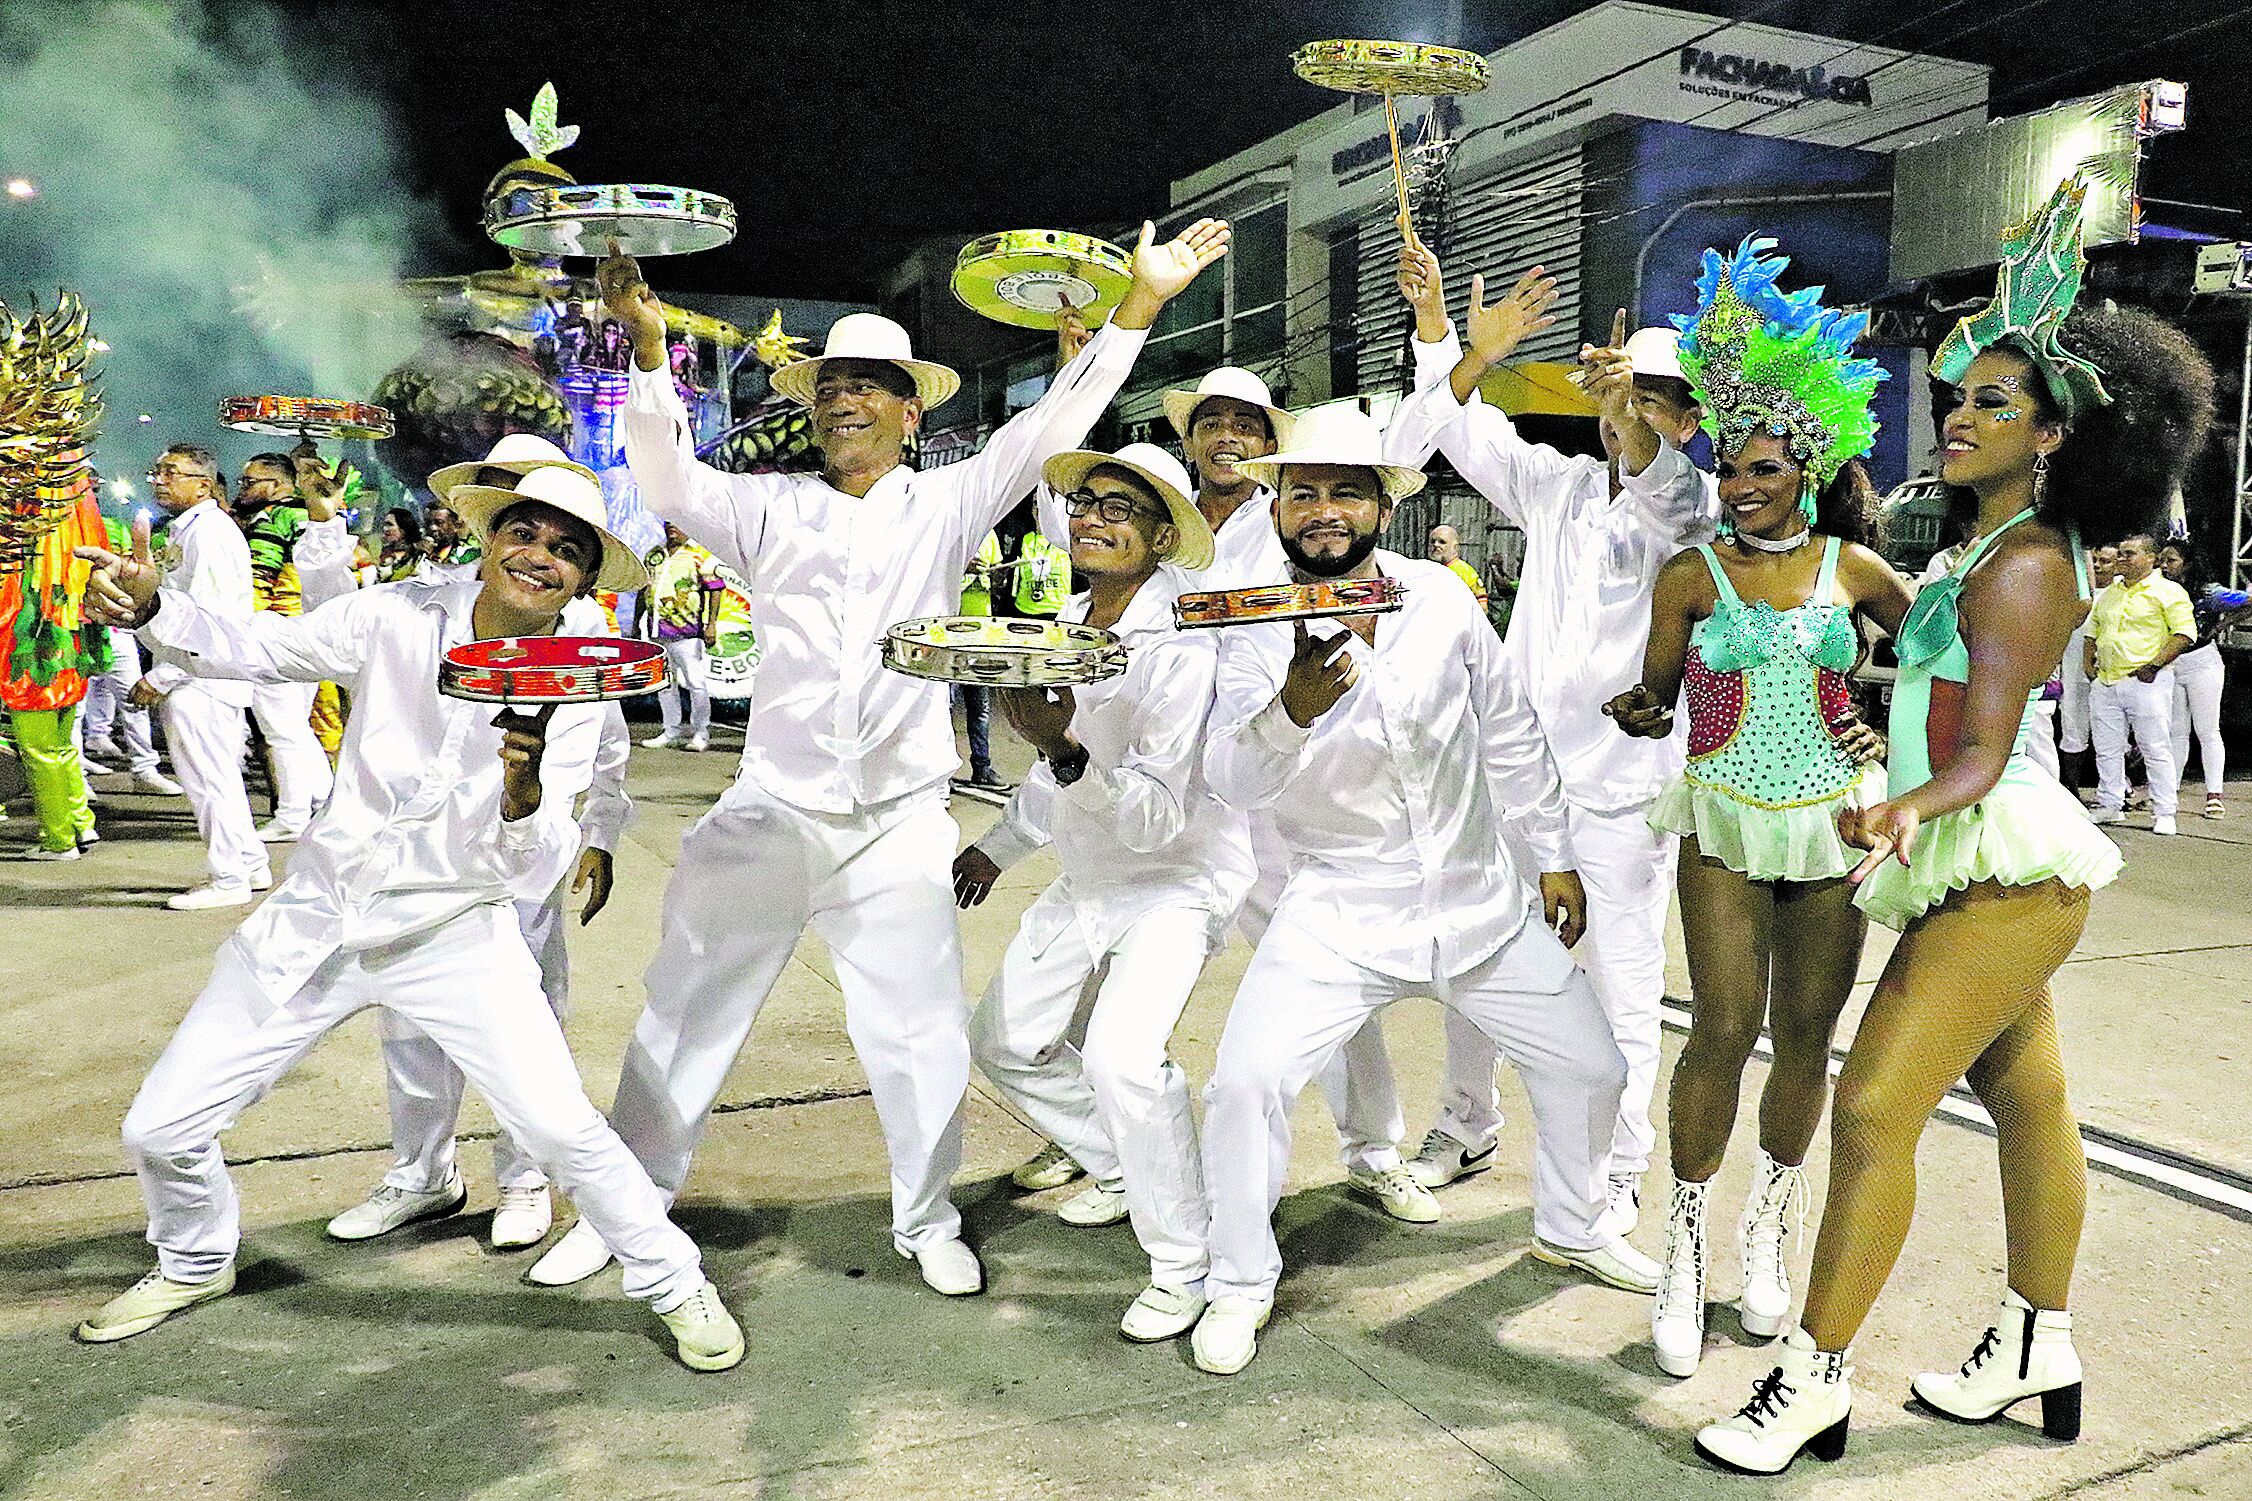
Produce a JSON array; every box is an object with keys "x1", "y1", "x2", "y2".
[{"x1": 1, "y1": 725, "x2": 2247, "y2": 1500}]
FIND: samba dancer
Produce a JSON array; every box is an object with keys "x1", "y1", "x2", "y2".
[
  {"x1": 527, "y1": 225, "x2": 1228, "y2": 1297},
  {"x1": 1387, "y1": 233, "x2": 1715, "y2": 1227},
  {"x1": 71, "y1": 471, "x2": 745, "y2": 1372},
  {"x1": 1190, "y1": 405, "x2": 1650, "y2": 1377}
]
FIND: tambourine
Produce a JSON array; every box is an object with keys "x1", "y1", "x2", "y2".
[
  {"x1": 1173, "y1": 577, "x2": 1407, "y2": 630},
  {"x1": 219, "y1": 395, "x2": 394, "y2": 440},
  {"x1": 483, "y1": 183, "x2": 737, "y2": 258},
  {"x1": 879, "y1": 616, "x2": 1129, "y2": 687},
  {"x1": 951, "y1": 230, "x2": 1133, "y2": 330},
  {"x1": 1290, "y1": 39, "x2": 1492, "y2": 96},
  {"x1": 438, "y1": 635, "x2": 668, "y2": 704}
]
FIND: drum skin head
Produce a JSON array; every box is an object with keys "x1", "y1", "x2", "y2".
[
  {"x1": 438, "y1": 635, "x2": 669, "y2": 703},
  {"x1": 952, "y1": 231, "x2": 1132, "y2": 330}
]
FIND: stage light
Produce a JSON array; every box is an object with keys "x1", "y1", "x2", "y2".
[{"x1": 5, "y1": 179, "x2": 36, "y2": 200}]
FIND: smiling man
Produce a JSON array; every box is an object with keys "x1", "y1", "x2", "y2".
[
  {"x1": 523, "y1": 223, "x2": 1228, "y2": 1299},
  {"x1": 69, "y1": 464, "x2": 745, "y2": 1372}
]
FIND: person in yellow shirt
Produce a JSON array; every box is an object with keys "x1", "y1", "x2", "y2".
[
  {"x1": 1426, "y1": 523, "x2": 1489, "y2": 609},
  {"x1": 2085, "y1": 532, "x2": 2196, "y2": 833}
]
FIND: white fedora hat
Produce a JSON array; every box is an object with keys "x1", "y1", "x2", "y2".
[
  {"x1": 1624, "y1": 326, "x2": 1687, "y2": 382},
  {"x1": 426, "y1": 432, "x2": 596, "y2": 502},
  {"x1": 767, "y1": 312, "x2": 960, "y2": 411},
  {"x1": 1234, "y1": 404, "x2": 1426, "y2": 502},
  {"x1": 448, "y1": 464, "x2": 649, "y2": 594},
  {"x1": 1159, "y1": 366, "x2": 1297, "y2": 449},
  {"x1": 1041, "y1": 441, "x2": 1216, "y2": 572}
]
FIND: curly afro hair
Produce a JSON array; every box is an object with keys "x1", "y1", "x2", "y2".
[{"x1": 1934, "y1": 304, "x2": 2216, "y2": 546}]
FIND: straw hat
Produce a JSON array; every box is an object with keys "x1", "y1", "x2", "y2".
[
  {"x1": 447, "y1": 463, "x2": 649, "y2": 593},
  {"x1": 1040, "y1": 442, "x2": 1215, "y2": 571},
  {"x1": 426, "y1": 433, "x2": 596, "y2": 502},
  {"x1": 1159, "y1": 366, "x2": 1297, "y2": 449},
  {"x1": 1233, "y1": 405, "x2": 1427, "y2": 502},
  {"x1": 1624, "y1": 326, "x2": 1687, "y2": 382},
  {"x1": 767, "y1": 312, "x2": 960, "y2": 411}
]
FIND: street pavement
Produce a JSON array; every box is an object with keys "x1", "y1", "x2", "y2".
[{"x1": 1, "y1": 726, "x2": 2246, "y2": 1500}]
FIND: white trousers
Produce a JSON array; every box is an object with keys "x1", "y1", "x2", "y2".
[
  {"x1": 609, "y1": 781, "x2": 970, "y2": 1253},
  {"x1": 2059, "y1": 642, "x2": 2093, "y2": 754},
  {"x1": 160, "y1": 685, "x2": 269, "y2": 889},
  {"x1": 120, "y1": 905, "x2": 702, "y2": 1305},
  {"x1": 2027, "y1": 699, "x2": 2060, "y2": 780},
  {"x1": 1203, "y1": 917, "x2": 1624, "y2": 1301},
  {"x1": 2092, "y1": 671, "x2": 2180, "y2": 817},
  {"x1": 972, "y1": 903, "x2": 1214, "y2": 1289},
  {"x1": 83, "y1": 631, "x2": 159, "y2": 774},
  {"x1": 2171, "y1": 643, "x2": 2226, "y2": 796},
  {"x1": 250, "y1": 678, "x2": 335, "y2": 824},
  {"x1": 1429, "y1": 805, "x2": 1672, "y2": 1179},
  {"x1": 377, "y1": 891, "x2": 571, "y2": 1193},
  {"x1": 657, "y1": 638, "x2": 711, "y2": 738}
]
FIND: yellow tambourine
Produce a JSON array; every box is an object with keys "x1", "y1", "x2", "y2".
[
  {"x1": 1290, "y1": 39, "x2": 1492, "y2": 97},
  {"x1": 951, "y1": 230, "x2": 1133, "y2": 330}
]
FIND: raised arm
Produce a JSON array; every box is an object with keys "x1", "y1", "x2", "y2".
[{"x1": 1408, "y1": 266, "x2": 1584, "y2": 529}]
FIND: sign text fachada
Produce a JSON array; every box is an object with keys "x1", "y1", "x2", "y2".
[{"x1": 1677, "y1": 47, "x2": 1876, "y2": 108}]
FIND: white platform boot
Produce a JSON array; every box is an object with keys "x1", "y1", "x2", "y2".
[
  {"x1": 1652, "y1": 1180, "x2": 1709, "y2": 1378},
  {"x1": 1738, "y1": 1148, "x2": 1806, "y2": 1338},
  {"x1": 1695, "y1": 1327, "x2": 1853, "y2": 1475},
  {"x1": 1910, "y1": 1289, "x2": 2083, "y2": 1440}
]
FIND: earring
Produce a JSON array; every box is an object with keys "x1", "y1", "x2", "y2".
[
  {"x1": 2033, "y1": 450, "x2": 2050, "y2": 509},
  {"x1": 1715, "y1": 509, "x2": 1735, "y2": 541},
  {"x1": 1798, "y1": 476, "x2": 1819, "y2": 527}
]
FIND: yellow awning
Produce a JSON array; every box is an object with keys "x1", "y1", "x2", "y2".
[{"x1": 1476, "y1": 361, "x2": 1598, "y2": 418}]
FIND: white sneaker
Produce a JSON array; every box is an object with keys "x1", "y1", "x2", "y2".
[
  {"x1": 166, "y1": 882, "x2": 256, "y2": 912},
  {"x1": 907, "y1": 1236, "x2": 984, "y2": 1296},
  {"x1": 1529, "y1": 1234, "x2": 1661, "y2": 1294},
  {"x1": 1606, "y1": 1171, "x2": 1643, "y2": 1236},
  {"x1": 325, "y1": 1173, "x2": 468, "y2": 1241},
  {"x1": 132, "y1": 770, "x2": 184, "y2": 796},
  {"x1": 685, "y1": 733, "x2": 710, "y2": 752},
  {"x1": 1120, "y1": 1283, "x2": 1206, "y2": 1343},
  {"x1": 524, "y1": 1218, "x2": 615, "y2": 1286},
  {"x1": 1695, "y1": 1328, "x2": 1853, "y2": 1475},
  {"x1": 640, "y1": 731, "x2": 683, "y2": 749},
  {"x1": 76, "y1": 826, "x2": 101, "y2": 847},
  {"x1": 1653, "y1": 1180, "x2": 1710, "y2": 1378},
  {"x1": 1190, "y1": 1294, "x2": 1272, "y2": 1375},
  {"x1": 75, "y1": 1263, "x2": 237, "y2": 1343},
  {"x1": 1009, "y1": 1140, "x2": 1084, "y2": 1192},
  {"x1": 1058, "y1": 1184, "x2": 1130, "y2": 1227},
  {"x1": 255, "y1": 817, "x2": 306, "y2": 843},
  {"x1": 84, "y1": 736, "x2": 126, "y2": 766},
  {"x1": 490, "y1": 1185, "x2": 554, "y2": 1249},
  {"x1": 1346, "y1": 1163, "x2": 1441, "y2": 1224},
  {"x1": 2151, "y1": 815, "x2": 2178, "y2": 836},
  {"x1": 1739, "y1": 1149, "x2": 1807, "y2": 1338},
  {"x1": 2088, "y1": 807, "x2": 2126, "y2": 826},
  {"x1": 655, "y1": 1277, "x2": 745, "y2": 1372},
  {"x1": 1909, "y1": 1289, "x2": 2083, "y2": 1439},
  {"x1": 1405, "y1": 1127, "x2": 1497, "y2": 1190},
  {"x1": 24, "y1": 845, "x2": 80, "y2": 861}
]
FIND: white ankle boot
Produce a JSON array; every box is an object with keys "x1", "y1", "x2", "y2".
[
  {"x1": 1910, "y1": 1289, "x2": 2082, "y2": 1440},
  {"x1": 1738, "y1": 1148, "x2": 1805, "y2": 1338},
  {"x1": 1695, "y1": 1327, "x2": 1852, "y2": 1475},
  {"x1": 1652, "y1": 1180, "x2": 1708, "y2": 1378}
]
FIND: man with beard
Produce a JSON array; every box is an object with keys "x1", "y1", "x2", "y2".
[
  {"x1": 526, "y1": 223, "x2": 1228, "y2": 1298},
  {"x1": 1188, "y1": 405, "x2": 1653, "y2": 1376}
]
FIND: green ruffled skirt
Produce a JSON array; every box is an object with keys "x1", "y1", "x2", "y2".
[
  {"x1": 1852, "y1": 770, "x2": 2122, "y2": 930},
  {"x1": 1648, "y1": 763, "x2": 1888, "y2": 883}
]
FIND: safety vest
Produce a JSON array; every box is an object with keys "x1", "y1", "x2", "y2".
[
  {"x1": 961, "y1": 532, "x2": 1002, "y2": 617},
  {"x1": 1012, "y1": 531, "x2": 1071, "y2": 617}
]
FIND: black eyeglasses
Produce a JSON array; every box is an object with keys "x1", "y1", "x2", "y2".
[{"x1": 1062, "y1": 490, "x2": 1161, "y2": 525}]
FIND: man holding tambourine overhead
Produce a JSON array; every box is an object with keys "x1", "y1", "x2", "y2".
[{"x1": 523, "y1": 221, "x2": 1229, "y2": 1300}]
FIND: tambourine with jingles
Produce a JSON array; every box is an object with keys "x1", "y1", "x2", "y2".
[
  {"x1": 484, "y1": 183, "x2": 737, "y2": 258},
  {"x1": 438, "y1": 636, "x2": 668, "y2": 704},
  {"x1": 219, "y1": 395, "x2": 394, "y2": 440},
  {"x1": 1291, "y1": 39, "x2": 1491, "y2": 229},
  {"x1": 879, "y1": 616, "x2": 1129, "y2": 687},
  {"x1": 951, "y1": 230, "x2": 1133, "y2": 330},
  {"x1": 1172, "y1": 577, "x2": 1407, "y2": 630}
]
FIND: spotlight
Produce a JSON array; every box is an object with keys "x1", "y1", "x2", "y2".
[{"x1": 5, "y1": 179, "x2": 36, "y2": 200}]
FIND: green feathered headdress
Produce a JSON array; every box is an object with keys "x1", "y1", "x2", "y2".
[
  {"x1": 1930, "y1": 174, "x2": 2111, "y2": 420},
  {"x1": 1674, "y1": 238, "x2": 1885, "y2": 487}
]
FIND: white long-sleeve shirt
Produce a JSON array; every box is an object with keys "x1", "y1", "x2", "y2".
[
  {"x1": 1205, "y1": 551, "x2": 1570, "y2": 983},
  {"x1": 973, "y1": 566, "x2": 1253, "y2": 955},
  {"x1": 141, "y1": 499, "x2": 254, "y2": 706},
  {"x1": 1394, "y1": 331, "x2": 1718, "y2": 814},
  {"x1": 140, "y1": 576, "x2": 599, "y2": 1002},
  {"x1": 624, "y1": 321, "x2": 1149, "y2": 815}
]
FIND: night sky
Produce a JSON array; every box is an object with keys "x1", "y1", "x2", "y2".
[{"x1": 309, "y1": 0, "x2": 2251, "y2": 300}]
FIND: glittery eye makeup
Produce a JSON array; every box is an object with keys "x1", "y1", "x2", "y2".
[{"x1": 1994, "y1": 409, "x2": 2023, "y2": 423}]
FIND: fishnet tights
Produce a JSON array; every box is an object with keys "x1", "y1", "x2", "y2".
[{"x1": 1801, "y1": 878, "x2": 2090, "y2": 1350}]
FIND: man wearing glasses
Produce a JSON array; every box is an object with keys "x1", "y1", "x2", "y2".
[{"x1": 137, "y1": 445, "x2": 269, "y2": 909}]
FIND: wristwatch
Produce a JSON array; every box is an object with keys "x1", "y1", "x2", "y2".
[{"x1": 1048, "y1": 743, "x2": 1090, "y2": 788}]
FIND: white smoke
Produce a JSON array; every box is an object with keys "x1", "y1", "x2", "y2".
[{"x1": 0, "y1": 0, "x2": 444, "y2": 495}]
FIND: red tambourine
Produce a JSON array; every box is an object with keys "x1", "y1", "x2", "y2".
[
  {"x1": 438, "y1": 636, "x2": 667, "y2": 704},
  {"x1": 1172, "y1": 576, "x2": 1406, "y2": 629},
  {"x1": 219, "y1": 394, "x2": 395, "y2": 440}
]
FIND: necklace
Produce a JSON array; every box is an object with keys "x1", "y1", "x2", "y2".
[{"x1": 1737, "y1": 526, "x2": 1813, "y2": 554}]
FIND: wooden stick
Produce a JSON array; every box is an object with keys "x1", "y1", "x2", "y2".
[{"x1": 1383, "y1": 94, "x2": 1413, "y2": 228}]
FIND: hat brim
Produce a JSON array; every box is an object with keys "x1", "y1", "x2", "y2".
[
  {"x1": 1040, "y1": 450, "x2": 1216, "y2": 572},
  {"x1": 427, "y1": 451, "x2": 598, "y2": 501},
  {"x1": 448, "y1": 483, "x2": 649, "y2": 594},
  {"x1": 769, "y1": 356, "x2": 960, "y2": 412},
  {"x1": 1160, "y1": 388, "x2": 1297, "y2": 450},
  {"x1": 1234, "y1": 452, "x2": 1426, "y2": 503}
]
